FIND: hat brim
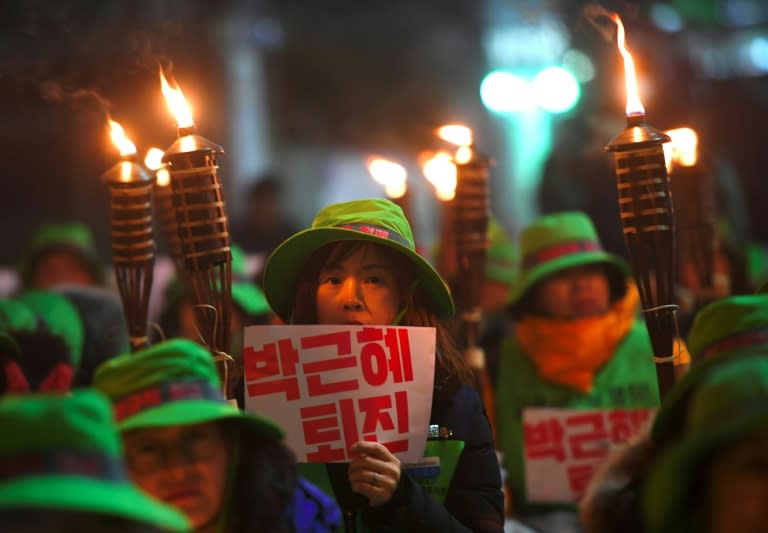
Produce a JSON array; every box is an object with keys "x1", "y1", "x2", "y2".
[
  {"x1": 116, "y1": 399, "x2": 284, "y2": 442},
  {"x1": 0, "y1": 476, "x2": 189, "y2": 531},
  {"x1": 507, "y1": 252, "x2": 629, "y2": 314},
  {"x1": 232, "y1": 282, "x2": 270, "y2": 317},
  {"x1": 263, "y1": 227, "x2": 454, "y2": 323},
  {"x1": 645, "y1": 403, "x2": 768, "y2": 531}
]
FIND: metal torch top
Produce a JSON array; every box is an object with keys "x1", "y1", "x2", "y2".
[
  {"x1": 605, "y1": 113, "x2": 671, "y2": 152},
  {"x1": 101, "y1": 155, "x2": 153, "y2": 185},
  {"x1": 162, "y1": 130, "x2": 224, "y2": 160}
]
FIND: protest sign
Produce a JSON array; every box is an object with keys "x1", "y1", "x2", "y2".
[
  {"x1": 244, "y1": 325, "x2": 435, "y2": 463},
  {"x1": 523, "y1": 407, "x2": 655, "y2": 503}
]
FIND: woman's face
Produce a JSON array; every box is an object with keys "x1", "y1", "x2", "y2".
[
  {"x1": 706, "y1": 428, "x2": 768, "y2": 533},
  {"x1": 315, "y1": 244, "x2": 402, "y2": 325},
  {"x1": 530, "y1": 264, "x2": 611, "y2": 319},
  {"x1": 123, "y1": 422, "x2": 230, "y2": 529}
]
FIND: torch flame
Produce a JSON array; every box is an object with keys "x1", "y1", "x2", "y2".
[
  {"x1": 367, "y1": 158, "x2": 408, "y2": 199},
  {"x1": 160, "y1": 68, "x2": 195, "y2": 129},
  {"x1": 663, "y1": 127, "x2": 699, "y2": 171},
  {"x1": 611, "y1": 14, "x2": 645, "y2": 116},
  {"x1": 109, "y1": 120, "x2": 137, "y2": 157},
  {"x1": 422, "y1": 152, "x2": 457, "y2": 202},
  {"x1": 144, "y1": 147, "x2": 165, "y2": 171},
  {"x1": 437, "y1": 125, "x2": 473, "y2": 147}
]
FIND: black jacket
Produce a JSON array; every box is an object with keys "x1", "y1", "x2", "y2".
[{"x1": 344, "y1": 383, "x2": 504, "y2": 532}]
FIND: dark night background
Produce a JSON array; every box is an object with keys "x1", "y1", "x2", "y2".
[{"x1": 0, "y1": 0, "x2": 766, "y2": 267}]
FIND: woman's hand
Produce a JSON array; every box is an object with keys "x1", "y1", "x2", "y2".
[{"x1": 347, "y1": 440, "x2": 401, "y2": 507}]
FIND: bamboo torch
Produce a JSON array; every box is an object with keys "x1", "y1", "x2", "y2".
[
  {"x1": 159, "y1": 68, "x2": 233, "y2": 396},
  {"x1": 102, "y1": 120, "x2": 155, "y2": 352},
  {"x1": 663, "y1": 128, "x2": 717, "y2": 299},
  {"x1": 434, "y1": 125, "x2": 497, "y2": 431},
  {"x1": 604, "y1": 14, "x2": 677, "y2": 398},
  {"x1": 145, "y1": 147, "x2": 186, "y2": 277}
]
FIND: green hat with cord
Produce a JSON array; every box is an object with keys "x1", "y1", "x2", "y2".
[
  {"x1": 644, "y1": 357, "x2": 768, "y2": 533},
  {"x1": 0, "y1": 389, "x2": 190, "y2": 531},
  {"x1": 16, "y1": 290, "x2": 85, "y2": 369},
  {"x1": 506, "y1": 211, "x2": 629, "y2": 316},
  {"x1": 652, "y1": 293, "x2": 768, "y2": 448},
  {"x1": 18, "y1": 222, "x2": 104, "y2": 288},
  {"x1": 93, "y1": 338, "x2": 283, "y2": 439},
  {"x1": 262, "y1": 198, "x2": 454, "y2": 322}
]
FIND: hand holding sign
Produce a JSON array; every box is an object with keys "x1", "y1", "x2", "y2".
[{"x1": 348, "y1": 441, "x2": 402, "y2": 506}]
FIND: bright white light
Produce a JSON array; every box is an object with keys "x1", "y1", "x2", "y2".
[
  {"x1": 562, "y1": 49, "x2": 595, "y2": 83},
  {"x1": 480, "y1": 71, "x2": 535, "y2": 113},
  {"x1": 531, "y1": 67, "x2": 580, "y2": 113},
  {"x1": 650, "y1": 3, "x2": 683, "y2": 33},
  {"x1": 749, "y1": 36, "x2": 768, "y2": 72}
]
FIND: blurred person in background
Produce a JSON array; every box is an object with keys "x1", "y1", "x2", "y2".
[
  {"x1": 495, "y1": 212, "x2": 659, "y2": 532},
  {"x1": 17, "y1": 222, "x2": 104, "y2": 291}
]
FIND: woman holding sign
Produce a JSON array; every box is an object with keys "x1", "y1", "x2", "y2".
[{"x1": 261, "y1": 198, "x2": 504, "y2": 532}]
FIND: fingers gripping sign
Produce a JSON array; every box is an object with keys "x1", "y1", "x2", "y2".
[{"x1": 348, "y1": 440, "x2": 401, "y2": 507}]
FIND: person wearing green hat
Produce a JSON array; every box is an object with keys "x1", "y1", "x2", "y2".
[
  {"x1": 494, "y1": 211, "x2": 659, "y2": 529},
  {"x1": 643, "y1": 356, "x2": 768, "y2": 532},
  {"x1": 18, "y1": 222, "x2": 105, "y2": 290},
  {"x1": 0, "y1": 389, "x2": 190, "y2": 532},
  {"x1": 156, "y1": 243, "x2": 273, "y2": 407},
  {"x1": 94, "y1": 337, "x2": 340, "y2": 533},
  {"x1": 580, "y1": 292, "x2": 768, "y2": 533},
  {"x1": 262, "y1": 198, "x2": 504, "y2": 532}
]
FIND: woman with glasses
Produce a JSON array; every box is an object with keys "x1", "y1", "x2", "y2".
[{"x1": 93, "y1": 338, "x2": 341, "y2": 533}]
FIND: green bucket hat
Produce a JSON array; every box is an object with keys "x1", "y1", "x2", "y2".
[
  {"x1": 0, "y1": 389, "x2": 189, "y2": 531},
  {"x1": 485, "y1": 218, "x2": 519, "y2": 285},
  {"x1": 231, "y1": 243, "x2": 270, "y2": 317},
  {"x1": 263, "y1": 198, "x2": 454, "y2": 322},
  {"x1": 652, "y1": 293, "x2": 768, "y2": 448},
  {"x1": 19, "y1": 222, "x2": 104, "y2": 289},
  {"x1": 17, "y1": 290, "x2": 85, "y2": 369},
  {"x1": 506, "y1": 211, "x2": 629, "y2": 314},
  {"x1": 644, "y1": 357, "x2": 768, "y2": 533},
  {"x1": 0, "y1": 299, "x2": 38, "y2": 357},
  {"x1": 93, "y1": 338, "x2": 283, "y2": 440}
]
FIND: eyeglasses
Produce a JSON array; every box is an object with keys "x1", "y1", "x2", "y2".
[{"x1": 124, "y1": 424, "x2": 229, "y2": 474}]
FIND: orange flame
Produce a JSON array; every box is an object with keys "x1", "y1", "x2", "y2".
[
  {"x1": 108, "y1": 120, "x2": 137, "y2": 157},
  {"x1": 437, "y1": 124, "x2": 473, "y2": 147},
  {"x1": 367, "y1": 157, "x2": 407, "y2": 199},
  {"x1": 160, "y1": 68, "x2": 194, "y2": 129},
  {"x1": 663, "y1": 127, "x2": 698, "y2": 171},
  {"x1": 144, "y1": 147, "x2": 165, "y2": 170},
  {"x1": 611, "y1": 14, "x2": 645, "y2": 116},
  {"x1": 422, "y1": 152, "x2": 457, "y2": 202}
]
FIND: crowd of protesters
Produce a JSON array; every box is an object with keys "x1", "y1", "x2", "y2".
[{"x1": 2, "y1": 183, "x2": 768, "y2": 533}]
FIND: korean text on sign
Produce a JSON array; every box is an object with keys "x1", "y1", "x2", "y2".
[
  {"x1": 243, "y1": 325, "x2": 436, "y2": 464},
  {"x1": 522, "y1": 407, "x2": 655, "y2": 503}
]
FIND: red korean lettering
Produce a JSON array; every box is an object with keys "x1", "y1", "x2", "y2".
[
  {"x1": 243, "y1": 339, "x2": 300, "y2": 400},
  {"x1": 523, "y1": 418, "x2": 566, "y2": 462},
  {"x1": 338, "y1": 398, "x2": 360, "y2": 454},
  {"x1": 301, "y1": 331, "x2": 359, "y2": 396},
  {"x1": 169, "y1": 382, "x2": 202, "y2": 400},
  {"x1": 566, "y1": 413, "x2": 610, "y2": 460},
  {"x1": 566, "y1": 463, "x2": 595, "y2": 500},
  {"x1": 357, "y1": 327, "x2": 413, "y2": 385},
  {"x1": 301, "y1": 403, "x2": 346, "y2": 462}
]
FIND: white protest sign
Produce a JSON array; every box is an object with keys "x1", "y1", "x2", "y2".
[
  {"x1": 523, "y1": 407, "x2": 655, "y2": 503},
  {"x1": 243, "y1": 325, "x2": 436, "y2": 464}
]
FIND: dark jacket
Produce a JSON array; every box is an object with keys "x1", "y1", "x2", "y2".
[{"x1": 306, "y1": 383, "x2": 504, "y2": 533}]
